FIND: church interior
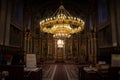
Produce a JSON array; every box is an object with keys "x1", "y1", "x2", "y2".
[{"x1": 0, "y1": 0, "x2": 120, "y2": 80}]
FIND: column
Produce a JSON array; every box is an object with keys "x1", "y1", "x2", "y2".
[
  {"x1": 29, "y1": 34, "x2": 32, "y2": 54},
  {"x1": 5, "y1": 0, "x2": 12, "y2": 45},
  {"x1": 54, "y1": 39, "x2": 57, "y2": 60},
  {"x1": 88, "y1": 38, "x2": 91, "y2": 62},
  {"x1": 0, "y1": 0, "x2": 7, "y2": 45},
  {"x1": 63, "y1": 40, "x2": 66, "y2": 60},
  {"x1": 116, "y1": 0, "x2": 120, "y2": 46},
  {"x1": 109, "y1": 0, "x2": 118, "y2": 46},
  {"x1": 27, "y1": 35, "x2": 29, "y2": 54},
  {"x1": 91, "y1": 34, "x2": 94, "y2": 63},
  {"x1": 93, "y1": 33, "x2": 97, "y2": 64}
]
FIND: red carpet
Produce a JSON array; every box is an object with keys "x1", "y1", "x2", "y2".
[
  {"x1": 65, "y1": 64, "x2": 78, "y2": 80},
  {"x1": 53, "y1": 64, "x2": 68, "y2": 80},
  {"x1": 42, "y1": 63, "x2": 78, "y2": 80}
]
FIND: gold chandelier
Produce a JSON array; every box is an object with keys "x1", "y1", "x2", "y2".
[{"x1": 40, "y1": 5, "x2": 85, "y2": 39}]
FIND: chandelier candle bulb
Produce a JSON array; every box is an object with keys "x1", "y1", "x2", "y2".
[{"x1": 40, "y1": 5, "x2": 85, "y2": 39}]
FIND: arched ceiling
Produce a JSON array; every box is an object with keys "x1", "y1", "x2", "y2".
[{"x1": 31, "y1": 0, "x2": 93, "y2": 20}]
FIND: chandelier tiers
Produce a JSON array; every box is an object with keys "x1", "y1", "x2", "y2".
[{"x1": 40, "y1": 5, "x2": 85, "y2": 39}]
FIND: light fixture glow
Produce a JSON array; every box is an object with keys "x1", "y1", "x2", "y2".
[
  {"x1": 57, "y1": 39, "x2": 64, "y2": 48},
  {"x1": 40, "y1": 5, "x2": 85, "y2": 39}
]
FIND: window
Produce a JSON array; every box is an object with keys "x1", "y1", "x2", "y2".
[
  {"x1": 98, "y1": 0, "x2": 108, "y2": 24},
  {"x1": 13, "y1": 0, "x2": 23, "y2": 25}
]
